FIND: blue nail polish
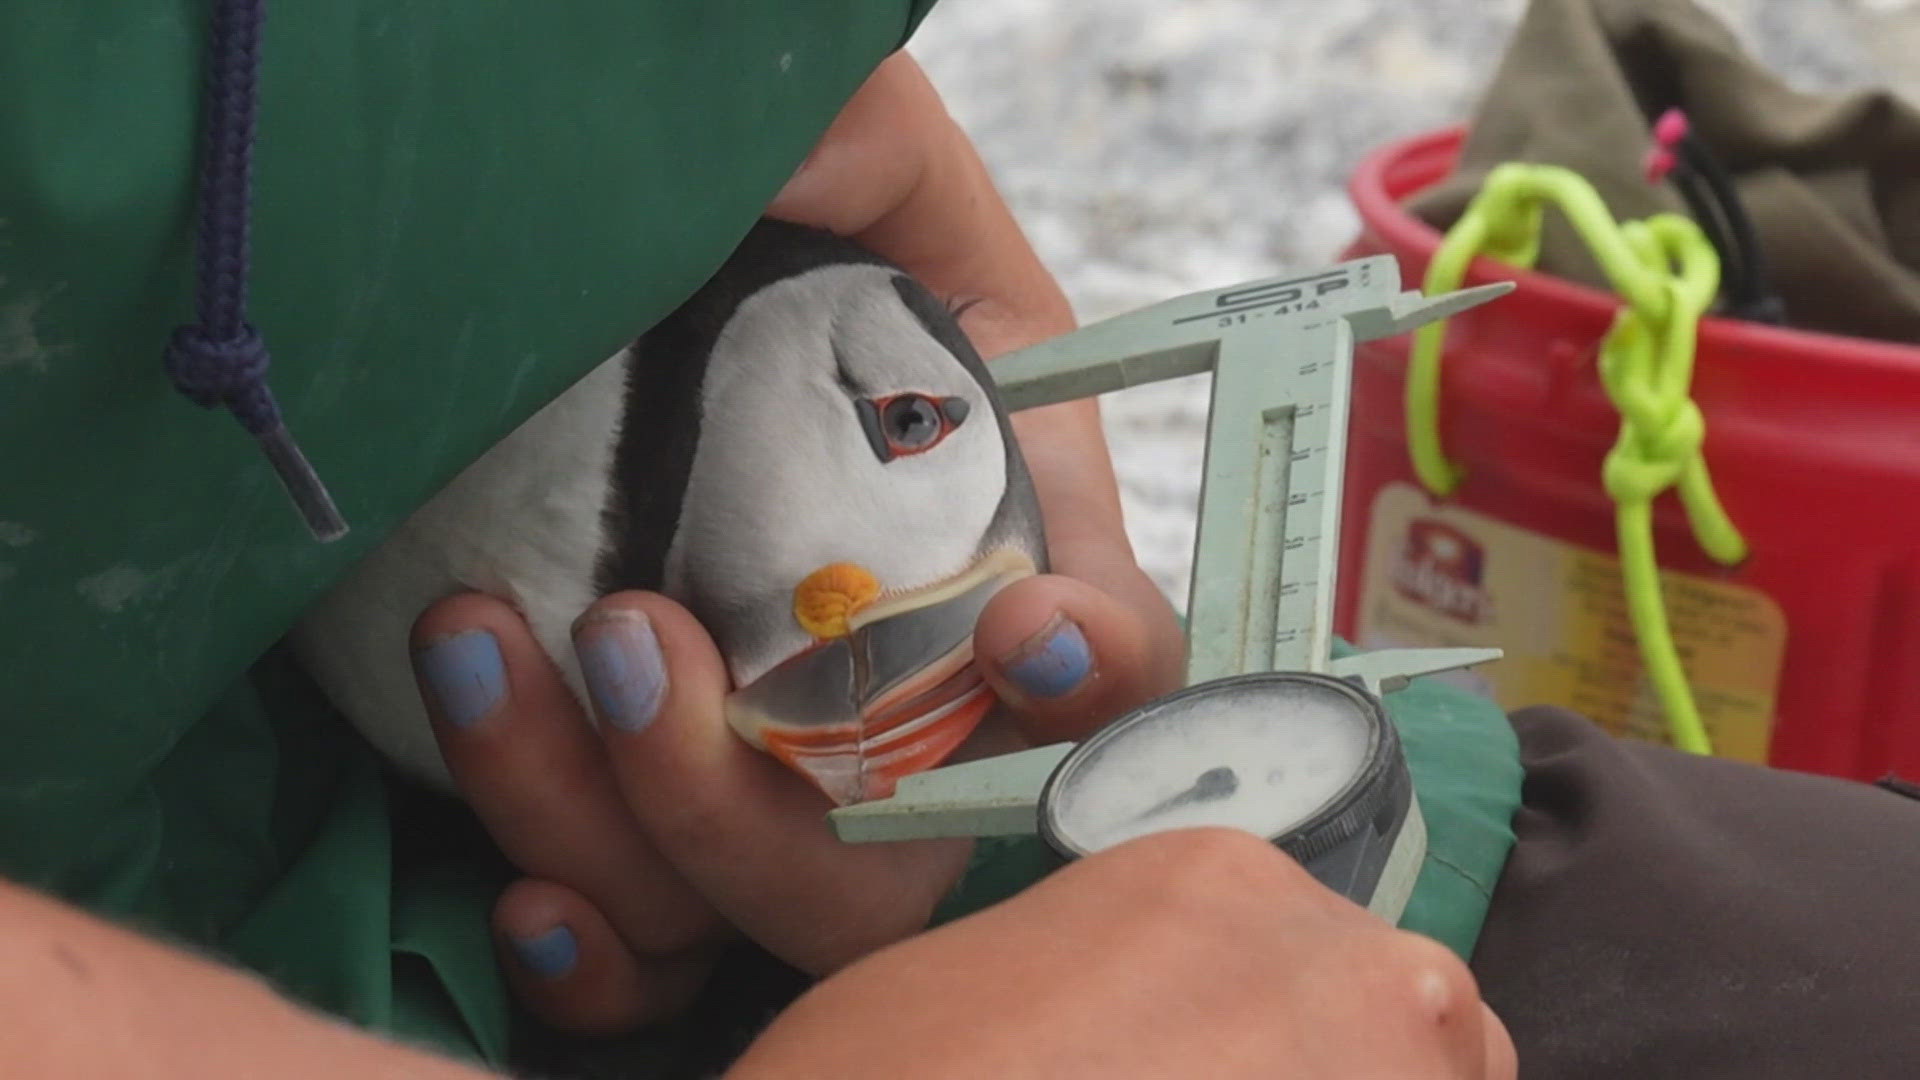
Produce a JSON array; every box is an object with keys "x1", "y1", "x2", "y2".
[
  {"x1": 1002, "y1": 617, "x2": 1092, "y2": 699},
  {"x1": 414, "y1": 630, "x2": 507, "y2": 728},
  {"x1": 511, "y1": 925, "x2": 577, "y2": 979},
  {"x1": 575, "y1": 612, "x2": 668, "y2": 732}
]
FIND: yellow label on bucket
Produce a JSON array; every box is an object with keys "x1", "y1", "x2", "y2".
[{"x1": 1354, "y1": 482, "x2": 1787, "y2": 762}]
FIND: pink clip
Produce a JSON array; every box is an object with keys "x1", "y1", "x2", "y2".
[
  {"x1": 1644, "y1": 146, "x2": 1677, "y2": 183},
  {"x1": 1653, "y1": 108, "x2": 1693, "y2": 148},
  {"x1": 1644, "y1": 108, "x2": 1692, "y2": 183}
]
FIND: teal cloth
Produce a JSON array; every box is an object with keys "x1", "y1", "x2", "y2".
[{"x1": 0, "y1": 1, "x2": 936, "y2": 1065}]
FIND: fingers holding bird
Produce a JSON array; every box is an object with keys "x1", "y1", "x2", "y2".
[
  {"x1": 411, "y1": 593, "x2": 729, "y2": 1033},
  {"x1": 571, "y1": 590, "x2": 977, "y2": 977}
]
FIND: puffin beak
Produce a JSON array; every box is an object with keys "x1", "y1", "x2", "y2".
[{"x1": 724, "y1": 547, "x2": 1037, "y2": 807}]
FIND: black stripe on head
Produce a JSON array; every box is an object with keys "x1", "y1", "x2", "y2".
[
  {"x1": 891, "y1": 275, "x2": 986, "y2": 373},
  {"x1": 595, "y1": 219, "x2": 893, "y2": 595}
]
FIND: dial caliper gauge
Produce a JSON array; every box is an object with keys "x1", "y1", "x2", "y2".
[
  {"x1": 1037, "y1": 673, "x2": 1419, "y2": 911},
  {"x1": 827, "y1": 255, "x2": 1512, "y2": 922}
]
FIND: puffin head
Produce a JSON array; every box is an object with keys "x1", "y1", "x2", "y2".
[{"x1": 601, "y1": 221, "x2": 1049, "y2": 806}]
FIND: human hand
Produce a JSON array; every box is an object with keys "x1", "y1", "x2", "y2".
[
  {"x1": 0, "y1": 878, "x2": 496, "y2": 1080},
  {"x1": 407, "y1": 50, "x2": 1186, "y2": 1035},
  {"x1": 724, "y1": 828, "x2": 1519, "y2": 1079}
]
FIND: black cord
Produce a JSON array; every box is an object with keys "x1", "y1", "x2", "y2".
[
  {"x1": 1675, "y1": 138, "x2": 1783, "y2": 324},
  {"x1": 1645, "y1": 108, "x2": 1786, "y2": 327}
]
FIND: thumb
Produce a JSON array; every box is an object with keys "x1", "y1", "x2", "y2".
[{"x1": 974, "y1": 573, "x2": 1186, "y2": 747}]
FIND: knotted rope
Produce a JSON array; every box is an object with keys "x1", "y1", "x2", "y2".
[{"x1": 1406, "y1": 163, "x2": 1746, "y2": 755}]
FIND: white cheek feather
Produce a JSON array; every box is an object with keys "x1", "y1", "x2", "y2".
[
  {"x1": 665, "y1": 265, "x2": 1008, "y2": 686},
  {"x1": 288, "y1": 355, "x2": 628, "y2": 790}
]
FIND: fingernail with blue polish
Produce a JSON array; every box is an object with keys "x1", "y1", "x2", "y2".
[
  {"x1": 574, "y1": 611, "x2": 668, "y2": 732},
  {"x1": 511, "y1": 925, "x2": 577, "y2": 980},
  {"x1": 414, "y1": 629, "x2": 507, "y2": 728},
  {"x1": 1001, "y1": 615, "x2": 1093, "y2": 699}
]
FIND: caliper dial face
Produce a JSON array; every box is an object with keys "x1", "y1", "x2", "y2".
[{"x1": 1040, "y1": 676, "x2": 1379, "y2": 857}]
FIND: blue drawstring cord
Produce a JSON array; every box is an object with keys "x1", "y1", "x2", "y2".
[{"x1": 164, "y1": 0, "x2": 347, "y2": 542}]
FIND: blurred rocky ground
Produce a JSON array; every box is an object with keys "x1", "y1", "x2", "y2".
[{"x1": 910, "y1": 0, "x2": 1920, "y2": 605}]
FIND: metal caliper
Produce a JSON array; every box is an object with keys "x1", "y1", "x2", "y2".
[{"x1": 828, "y1": 255, "x2": 1512, "y2": 920}]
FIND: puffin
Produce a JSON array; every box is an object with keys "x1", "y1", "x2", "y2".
[{"x1": 291, "y1": 219, "x2": 1050, "y2": 807}]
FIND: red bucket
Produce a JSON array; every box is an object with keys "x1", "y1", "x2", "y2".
[{"x1": 1335, "y1": 125, "x2": 1920, "y2": 783}]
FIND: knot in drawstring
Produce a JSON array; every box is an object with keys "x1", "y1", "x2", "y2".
[{"x1": 163, "y1": 324, "x2": 277, "y2": 432}]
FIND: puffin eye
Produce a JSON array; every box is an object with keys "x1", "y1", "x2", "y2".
[
  {"x1": 883, "y1": 395, "x2": 943, "y2": 449},
  {"x1": 855, "y1": 392, "x2": 968, "y2": 463}
]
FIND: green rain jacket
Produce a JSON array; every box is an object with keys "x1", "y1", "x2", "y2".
[{"x1": 0, "y1": 1, "x2": 1522, "y2": 1070}]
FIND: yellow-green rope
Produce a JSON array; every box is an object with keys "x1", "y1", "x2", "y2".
[{"x1": 1406, "y1": 163, "x2": 1747, "y2": 756}]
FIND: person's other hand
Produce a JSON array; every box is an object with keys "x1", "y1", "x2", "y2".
[
  {"x1": 409, "y1": 50, "x2": 1187, "y2": 1034},
  {"x1": 726, "y1": 828, "x2": 1519, "y2": 1079}
]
